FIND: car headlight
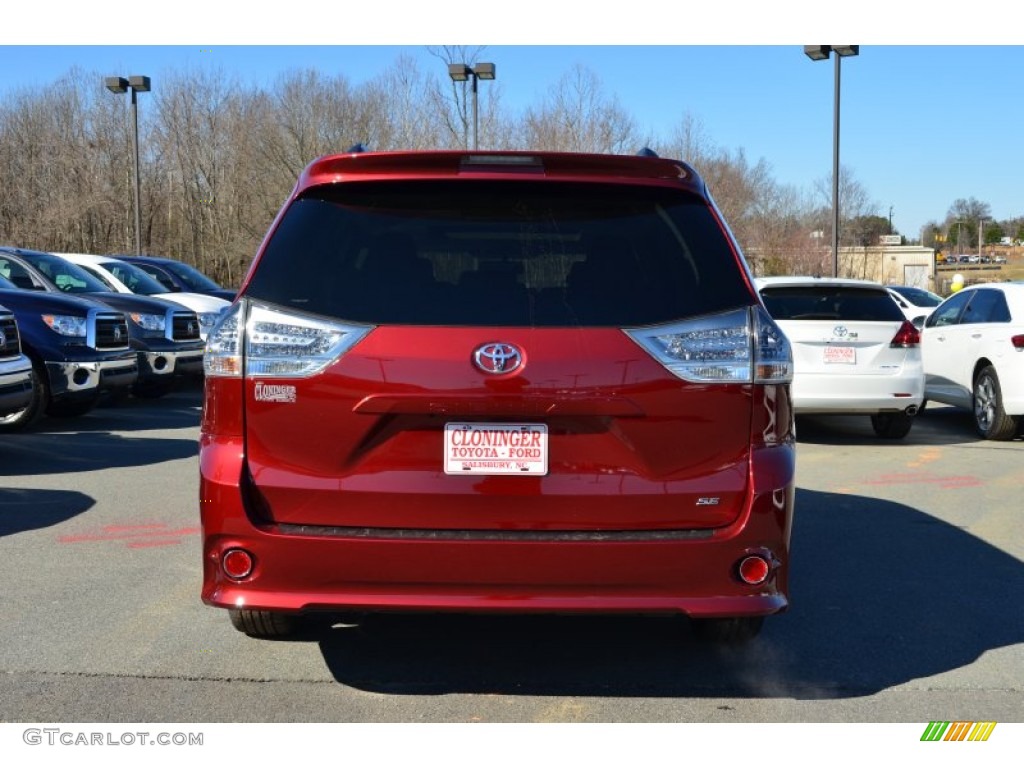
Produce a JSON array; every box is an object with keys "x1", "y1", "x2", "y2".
[
  {"x1": 42, "y1": 314, "x2": 88, "y2": 337},
  {"x1": 129, "y1": 313, "x2": 167, "y2": 333}
]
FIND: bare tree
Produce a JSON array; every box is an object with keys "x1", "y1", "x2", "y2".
[{"x1": 522, "y1": 64, "x2": 639, "y2": 154}]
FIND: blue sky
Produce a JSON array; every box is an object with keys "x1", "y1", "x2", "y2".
[{"x1": 2, "y1": 3, "x2": 1021, "y2": 241}]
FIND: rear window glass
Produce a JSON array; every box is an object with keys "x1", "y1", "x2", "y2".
[
  {"x1": 760, "y1": 285, "x2": 905, "y2": 322},
  {"x1": 244, "y1": 181, "x2": 752, "y2": 327}
]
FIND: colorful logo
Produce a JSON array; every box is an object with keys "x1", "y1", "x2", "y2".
[{"x1": 921, "y1": 722, "x2": 996, "y2": 742}]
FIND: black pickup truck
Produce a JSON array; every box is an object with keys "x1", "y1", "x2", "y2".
[
  {"x1": 0, "y1": 275, "x2": 138, "y2": 430},
  {"x1": 0, "y1": 248, "x2": 205, "y2": 399},
  {"x1": 0, "y1": 304, "x2": 35, "y2": 421}
]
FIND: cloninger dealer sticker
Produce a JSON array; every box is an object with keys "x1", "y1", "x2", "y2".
[{"x1": 444, "y1": 423, "x2": 548, "y2": 475}]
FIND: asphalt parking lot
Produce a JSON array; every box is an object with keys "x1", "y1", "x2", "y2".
[{"x1": 0, "y1": 384, "x2": 1022, "y2": 722}]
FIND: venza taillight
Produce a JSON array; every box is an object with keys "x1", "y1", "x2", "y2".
[
  {"x1": 624, "y1": 306, "x2": 792, "y2": 384},
  {"x1": 890, "y1": 321, "x2": 921, "y2": 348},
  {"x1": 204, "y1": 300, "x2": 372, "y2": 378}
]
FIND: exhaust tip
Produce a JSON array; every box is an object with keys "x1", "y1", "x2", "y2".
[{"x1": 905, "y1": 405, "x2": 919, "y2": 416}]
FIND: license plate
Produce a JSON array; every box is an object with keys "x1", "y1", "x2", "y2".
[
  {"x1": 824, "y1": 345, "x2": 856, "y2": 364},
  {"x1": 444, "y1": 423, "x2": 548, "y2": 475}
]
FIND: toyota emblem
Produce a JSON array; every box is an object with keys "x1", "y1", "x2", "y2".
[
  {"x1": 832, "y1": 326, "x2": 848, "y2": 338},
  {"x1": 0, "y1": 329, "x2": 6, "y2": 348},
  {"x1": 473, "y1": 343, "x2": 523, "y2": 374},
  {"x1": 114, "y1": 326, "x2": 123, "y2": 340}
]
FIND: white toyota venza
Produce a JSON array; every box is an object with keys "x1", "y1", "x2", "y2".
[{"x1": 757, "y1": 276, "x2": 925, "y2": 439}]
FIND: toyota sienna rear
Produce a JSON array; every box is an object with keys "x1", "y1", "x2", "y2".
[{"x1": 200, "y1": 149, "x2": 796, "y2": 644}]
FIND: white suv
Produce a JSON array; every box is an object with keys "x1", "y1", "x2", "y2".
[
  {"x1": 757, "y1": 276, "x2": 925, "y2": 438},
  {"x1": 921, "y1": 283, "x2": 1024, "y2": 439}
]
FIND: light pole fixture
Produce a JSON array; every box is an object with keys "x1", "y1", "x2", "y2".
[
  {"x1": 447, "y1": 62, "x2": 496, "y2": 150},
  {"x1": 105, "y1": 74, "x2": 151, "y2": 255},
  {"x1": 804, "y1": 45, "x2": 859, "y2": 277}
]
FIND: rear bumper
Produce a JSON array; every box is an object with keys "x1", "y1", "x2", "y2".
[
  {"x1": 792, "y1": 371, "x2": 924, "y2": 414},
  {"x1": 199, "y1": 436, "x2": 795, "y2": 618}
]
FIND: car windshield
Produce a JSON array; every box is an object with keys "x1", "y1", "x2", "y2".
[
  {"x1": 17, "y1": 251, "x2": 111, "y2": 294},
  {"x1": 760, "y1": 285, "x2": 905, "y2": 322},
  {"x1": 161, "y1": 261, "x2": 223, "y2": 292},
  {"x1": 244, "y1": 180, "x2": 752, "y2": 327},
  {"x1": 101, "y1": 260, "x2": 173, "y2": 295},
  {"x1": 893, "y1": 286, "x2": 943, "y2": 307}
]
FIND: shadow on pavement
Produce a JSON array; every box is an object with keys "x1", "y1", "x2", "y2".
[
  {"x1": 302, "y1": 487, "x2": 1024, "y2": 699},
  {"x1": 0, "y1": 428, "x2": 197, "y2": 477},
  {"x1": 0, "y1": 488, "x2": 95, "y2": 537}
]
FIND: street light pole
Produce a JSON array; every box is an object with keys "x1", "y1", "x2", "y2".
[
  {"x1": 105, "y1": 75, "x2": 151, "y2": 255},
  {"x1": 804, "y1": 46, "x2": 859, "y2": 278},
  {"x1": 447, "y1": 63, "x2": 496, "y2": 150}
]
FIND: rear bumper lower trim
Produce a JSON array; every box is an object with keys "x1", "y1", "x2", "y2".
[{"x1": 273, "y1": 523, "x2": 715, "y2": 542}]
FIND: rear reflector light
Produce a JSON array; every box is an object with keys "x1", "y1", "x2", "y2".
[
  {"x1": 1012, "y1": 335, "x2": 1024, "y2": 349},
  {"x1": 624, "y1": 306, "x2": 792, "y2": 384},
  {"x1": 890, "y1": 320, "x2": 920, "y2": 348},
  {"x1": 204, "y1": 300, "x2": 373, "y2": 379},
  {"x1": 222, "y1": 549, "x2": 254, "y2": 580},
  {"x1": 737, "y1": 555, "x2": 770, "y2": 585}
]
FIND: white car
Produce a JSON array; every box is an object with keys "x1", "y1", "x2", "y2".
[
  {"x1": 921, "y1": 282, "x2": 1024, "y2": 440},
  {"x1": 55, "y1": 253, "x2": 229, "y2": 340},
  {"x1": 887, "y1": 285, "x2": 944, "y2": 325},
  {"x1": 756, "y1": 276, "x2": 925, "y2": 438}
]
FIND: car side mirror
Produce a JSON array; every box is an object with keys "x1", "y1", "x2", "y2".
[{"x1": 912, "y1": 316, "x2": 926, "y2": 330}]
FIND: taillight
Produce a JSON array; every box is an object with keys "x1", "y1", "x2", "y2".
[
  {"x1": 203, "y1": 299, "x2": 373, "y2": 379},
  {"x1": 204, "y1": 301, "x2": 244, "y2": 377},
  {"x1": 890, "y1": 320, "x2": 920, "y2": 348},
  {"x1": 624, "y1": 305, "x2": 792, "y2": 384},
  {"x1": 1011, "y1": 335, "x2": 1024, "y2": 350}
]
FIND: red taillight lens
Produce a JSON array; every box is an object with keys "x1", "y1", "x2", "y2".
[
  {"x1": 890, "y1": 320, "x2": 920, "y2": 348},
  {"x1": 1012, "y1": 335, "x2": 1024, "y2": 350},
  {"x1": 737, "y1": 555, "x2": 771, "y2": 585},
  {"x1": 222, "y1": 549, "x2": 254, "y2": 580}
]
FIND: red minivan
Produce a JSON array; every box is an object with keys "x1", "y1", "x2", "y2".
[{"x1": 200, "y1": 149, "x2": 796, "y2": 644}]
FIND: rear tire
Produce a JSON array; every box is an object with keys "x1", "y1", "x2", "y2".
[
  {"x1": 229, "y1": 609, "x2": 301, "y2": 638},
  {"x1": 691, "y1": 616, "x2": 764, "y2": 645},
  {"x1": 973, "y1": 366, "x2": 1018, "y2": 440},
  {"x1": 870, "y1": 412, "x2": 913, "y2": 439}
]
